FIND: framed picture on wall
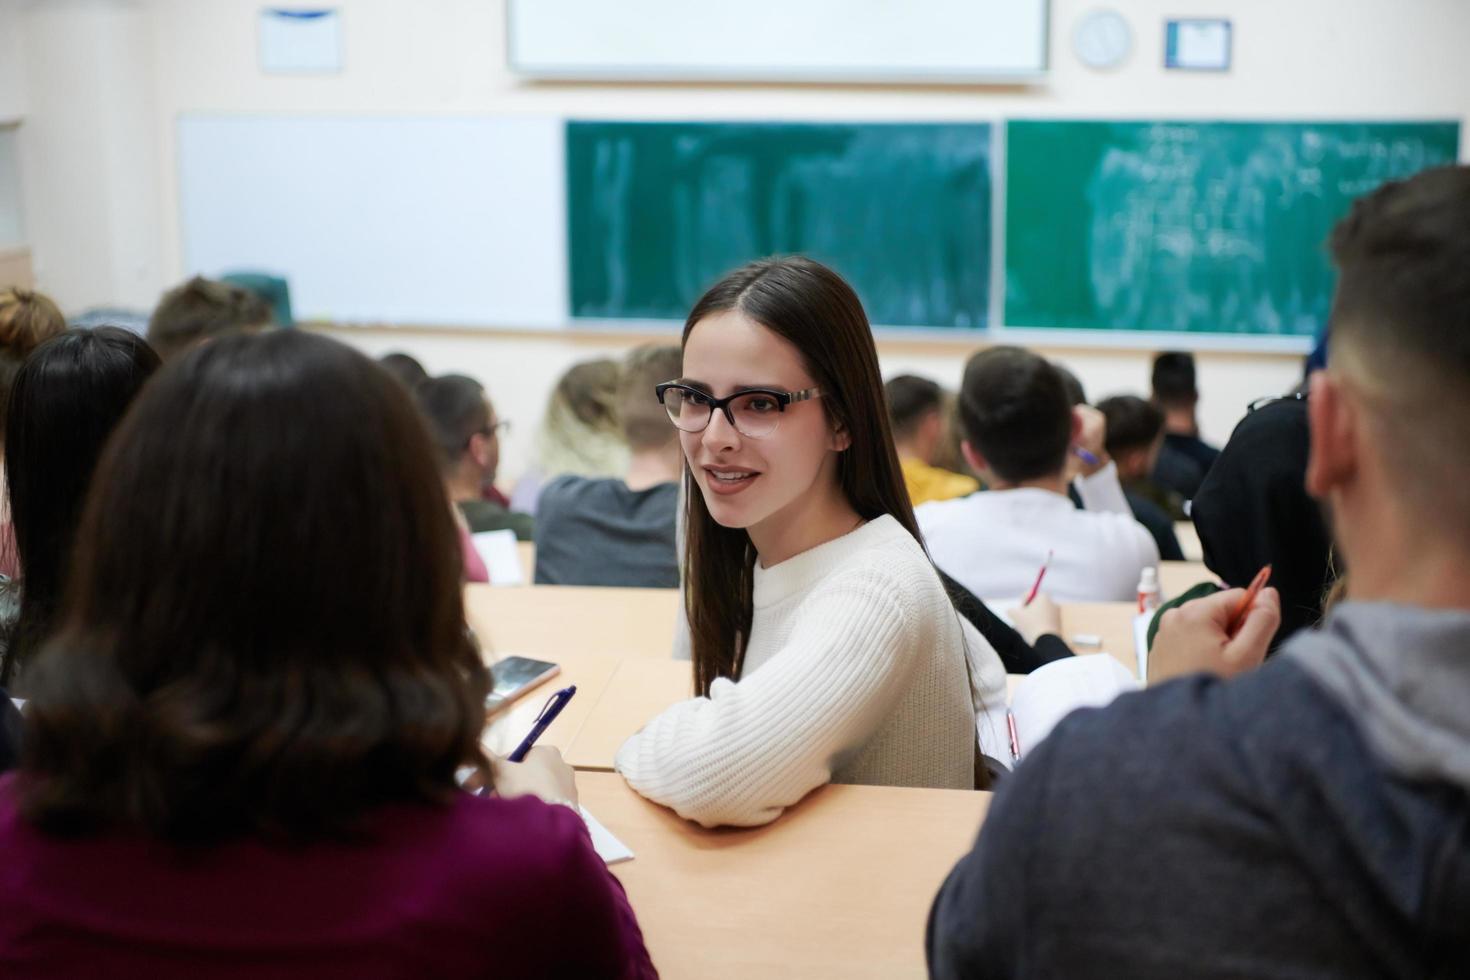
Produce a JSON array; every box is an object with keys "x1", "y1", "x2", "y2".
[{"x1": 1164, "y1": 19, "x2": 1231, "y2": 72}]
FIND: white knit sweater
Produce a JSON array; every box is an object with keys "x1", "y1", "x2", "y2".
[{"x1": 615, "y1": 515, "x2": 984, "y2": 828}]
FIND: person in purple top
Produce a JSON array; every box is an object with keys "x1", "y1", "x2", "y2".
[{"x1": 0, "y1": 331, "x2": 655, "y2": 979}]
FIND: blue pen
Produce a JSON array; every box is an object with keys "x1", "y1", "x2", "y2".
[
  {"x1": 506, "y1": 685, "x2": 577, "y2": 762},
  {"x1": 1072, "y1": 445, "x2": 1100, "y2": 467}
]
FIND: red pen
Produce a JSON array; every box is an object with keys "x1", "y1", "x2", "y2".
[
  {"x1": 1006, "y1": 710, "x2": 1021, "y2": 764},
  {"x1": 1022, "y1": 550, "x2": 1053, "y2": 607},
  {"x1": 1225, "y1": 565, "x2": 1272, "y2": 637}
]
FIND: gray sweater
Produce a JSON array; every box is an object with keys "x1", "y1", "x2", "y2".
[{"x1": 927, "y1": 601, "x2": 1470, "y2": 979}]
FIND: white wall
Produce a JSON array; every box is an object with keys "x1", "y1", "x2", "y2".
[
  {"x1": 0, "y1": 0, "x2": 27, "y2": 121},
  {"x1": 16, "y1": 0, "x2": 1470, "y2": 477},
  {"x1": 18, "y1": 0, "x2": 164, "y2": 310}
]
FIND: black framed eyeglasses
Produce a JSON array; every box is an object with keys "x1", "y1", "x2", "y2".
[
  {"x1": 466, "y1": 419, "x2": 510, "y2": 448},
  {"x1": 654, "y1": 382, "x2": 823, "y2": 439}
]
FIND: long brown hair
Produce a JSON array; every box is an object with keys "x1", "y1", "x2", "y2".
[
  {"x1": 2, "y1": 328, "x2": 161, "y2": 689},
  {"x1": 19, "y1": 331, "x2": 489, "y2": 841},
  {"x1": 682, "y1": 256, "x2": 920, "y2": 696}
]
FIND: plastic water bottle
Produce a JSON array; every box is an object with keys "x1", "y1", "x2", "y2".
[{"x1": 1137, "y1": 567, "x2": 1162, "y2": 614}]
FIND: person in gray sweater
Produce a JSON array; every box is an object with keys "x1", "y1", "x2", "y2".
[
  {"x1": 927, "y1": 165, "x2": 1470, "y2": 979},
  {"x1": 534, "y1": 344, "x2": 683, "y2": 588}
]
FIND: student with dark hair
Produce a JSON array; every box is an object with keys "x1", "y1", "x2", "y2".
[
  {"x1": 0, "y1": 288, "x2": 67, "y2": 579},
  {"x1": 918, "y1": 347, "x2": 1158, "y2": 602},
  {"x1": 377, "y1": 350, "x2": 429, "y2": 390},
  {"x1": 146, "y1": 276, "x2": 272, "y2": 361},
  {"x1": 886, "y1": 374, "x2": 979, "y2": 506},
  {"x1": 928, "y1": 165, "x2": 1470, "y2": 979},
  {"x1": 0, "y1": 328, "x2": 161, "y2": 691},
  {"x1": 1147, "y1": 393, "x2": 1334, "y2": 654},
  {"x1": 1096, "y1": 394, "x2": 1185, "y2": 559},
  {"x1": 416, "y1": 374, "x2": 532, "y2": 542},
  {"x1": 617, "y1": 257, "x2": 1004, "y2": 828},
  {"x1": 1150, "y1": 350, "x2": 1218, "y2": 499},
  {"x1": 534, "y1": 344, "x2": 683, "y2": 588},
  {"x1": 0, "y1": 331, "x2": 654, "y2": 977}
]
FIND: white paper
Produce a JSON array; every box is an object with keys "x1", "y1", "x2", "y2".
[
  {"x1": 580, "y1": 806, "x2": 634, "y2": 864},
  {"x1": 472, "y1": 529, "x2": 524, "y2": 586},
  {"x1": 1008, "y1": 655, "x2": 1141, "y2": 763},
  {"x1": 1133, "y1": 612, "x2": 1152, "y2": 682},
  {"x1": 9, "y1": 698, "x2": 22, "y2": 710},
  {"x1": 258, "y1": 8, "x2": 342, "y2": 74}
]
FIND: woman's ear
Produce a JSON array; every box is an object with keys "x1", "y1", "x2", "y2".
[
  {"x1": 468, "y1": 432, "x2": 491, "y2": 468},
  {"x1": 829, "y1": 425, "x2": 852, "y2": 453}
]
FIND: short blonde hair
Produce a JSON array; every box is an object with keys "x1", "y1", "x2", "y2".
[
  {"x1": 619, "y1": 344, "x2": 682, "y2": 451},
  {"x1": 0, "y1": 288, "x2": 66, "y2": 356}
]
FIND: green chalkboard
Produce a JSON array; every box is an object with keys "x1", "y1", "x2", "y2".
[
  {"x1": 568, "y1": 121, "x2": 992, "y2": 329},
  {"x1": 1005, "y1": 120, "x2": 1461, "y2": 336}
]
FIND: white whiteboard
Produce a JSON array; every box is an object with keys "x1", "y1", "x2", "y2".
[
  {"x1": 177, "y1": 115, "x2": 566, "y2": 327},
  {"x1": 507, "y1": 0, "x2": 1049, "y2": 82}
]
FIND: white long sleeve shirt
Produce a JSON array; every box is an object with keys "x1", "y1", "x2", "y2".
[
  {"x1": 916, "y1": 463, "x2": 1160, "y2": 603},
  {"x1": 615, "y1": 515, "x2": 984, "y2": 828}
]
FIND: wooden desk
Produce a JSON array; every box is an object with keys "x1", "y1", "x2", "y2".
[
  {"x1": 581, "y1": 772, "x2": 988, "y2": 979},
  {"x1": 479, "y1": 651, "x2": 623, "y2": 757},
  {"x1": 565, "y1": 658, "x2": 692, "y2": 770},
  {"x1": 464, "y1": 584, "x2": 679, "y2": 659},
  {"x1": 1174, "y1": 521, "x2": 1203, "y2": 562},
  {"x1": 1160, "y1": 560, "x2": 1213, "y2": 599},
  {"x1": 1060, "y1": 602, "x2": 1140, "y2": 675}
]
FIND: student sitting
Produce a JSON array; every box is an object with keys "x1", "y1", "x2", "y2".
[
  {"x1": 886, "y1": 374, "x2": 980, "y2": 506},
  {"x1": 1096, "y1": 394, "x2": 1186, "y2": 557},
  {"x1": 535, "y1": 344, "x2": 682, "y2": 588},
  {"x1": 918, "y1": 347, "x2": 1159, "y2": 603},
  {"x1": 416, "y1": 374, "x2": 533, "y2": 542},
  {"x1": 510, "y1": 358, "x2": 629, "y2": 515},
  {"x1": 616, "y1": 257, "x2": 1000, "y2": 828},
  {"x1": 927, "y1": 164, "x2": 1470, "y2": 980},
  {"x1": 1147, "y1": 392, "x2": 1333, "y2": 655},
  {"x1": 145, "y1": 275, "x2": 272, "y2": 361},
  {"x1": 0, "y1": 331, "x2": 654, "y2": 977},
  {"x1": 0, "y1": 288, "x2": 67, "y2": 579},
  {"x1": 1150, "y1": 350, "x2": 1218, "y2": 500},
  {"x1": 376, "y1": 350, "x2": 429, "y2": 390},
  {"x1": 0, "y1": 328, "x2": 161, "y2": 691}
]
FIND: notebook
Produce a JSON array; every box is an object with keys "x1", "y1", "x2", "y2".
[
  {"x1": 1006, "y1": 654, "x2": 1141, "y2": 765},
  {"x1": 471, "y1": 529, "x2": 524, "y2": 586},
  {"x1": 581, "y1": 806, "x2": 634, "y2": 864}
]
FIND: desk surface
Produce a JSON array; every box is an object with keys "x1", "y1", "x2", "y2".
[
  {"x1": 480, "y1": 651, "x2": 624, "y2": 757},
  {"x1": 581, "y1": 771, "x2": 988, "y2": 979},
  {"x1": 465, "y1": 584, "x2": 679, "y2": 659},
  {"x1": 1159, "y1": 560, "x2": 1213, "y2": 599},
  {"x1": 565, "y1": 658, "x2": 692, "y2": 770},
  {"x1": 1060, "y1": 602, "x2": 1140, "y2": 675}
]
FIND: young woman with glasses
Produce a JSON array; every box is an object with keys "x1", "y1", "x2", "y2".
[{"x1": 615, "y1": 257, "x2": 999, "y2": 828}]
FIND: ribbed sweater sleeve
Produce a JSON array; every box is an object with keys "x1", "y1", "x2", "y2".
[{"x1": 615, "y1": 572, "x2": 916, "y2": 828}]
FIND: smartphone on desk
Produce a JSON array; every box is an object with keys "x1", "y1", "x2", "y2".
[{"x1": 485, "y1": 656, "x2": 560, "y2": 711}]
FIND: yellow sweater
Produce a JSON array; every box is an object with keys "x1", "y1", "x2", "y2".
[{"x1": 901, "y1": 457, "x2": 980, "y2": 507}]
